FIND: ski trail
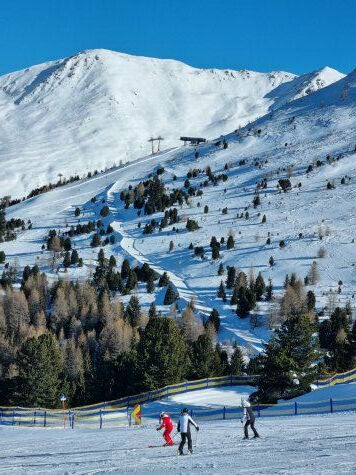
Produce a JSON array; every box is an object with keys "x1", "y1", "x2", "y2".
[{"x1": 107, "y1": 186, "x2": 265, "y2": 353}]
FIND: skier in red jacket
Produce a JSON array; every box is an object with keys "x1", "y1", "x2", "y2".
[{"x1": 156, "y1": 412, "x2": 174, "y2": 446}]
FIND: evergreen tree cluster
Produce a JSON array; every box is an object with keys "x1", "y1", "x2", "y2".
[
  {"x1": 0, "y1": 209, "x2": 26, "y2": 243},
  {"x1": 217, "y1": 268, "x2": 267, "y2": 318},
  {"x1": 0, "y1": 265, "x2": 245, "y2": 408}
]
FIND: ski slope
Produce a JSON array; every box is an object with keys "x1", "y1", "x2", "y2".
[
  {"x1": 2, "y1": 65, "x2": 356, "y2": 354},
  {"x1": 0, "y1": 412, "x2": 355, "y2": 474},
  {"x1": 0, "y1": 49, "x2": 344, "y2": 198}
]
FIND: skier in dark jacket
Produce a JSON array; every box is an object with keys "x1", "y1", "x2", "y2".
[
  {"x1": 241, "y1": 399, "x2": 259, "y2": 439},
  {"x1": 177, "y1": 408, "x2": 199, "y2": 455}
]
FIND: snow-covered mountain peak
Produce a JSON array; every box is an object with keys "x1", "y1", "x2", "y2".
[{"x1": 0, "y1": 49, "x2": 346, "y2": 199}]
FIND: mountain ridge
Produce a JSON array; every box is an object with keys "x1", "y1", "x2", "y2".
[{"x1": 0, "y1": 49, "x2": 346, "y2": 199}]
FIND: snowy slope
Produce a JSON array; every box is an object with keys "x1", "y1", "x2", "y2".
[
  {"x1": 2, "y1": 67, "x2": 356, "y2": 354},
  {"x1": 1, "y1": 383, "x2": 355, "y2": 474},
  {"x1": 0, "y1": 412, "x2": 355, "y2": 474},
  {"x1": 0, "y1": 49, "x2": 344, "y2": 198}
]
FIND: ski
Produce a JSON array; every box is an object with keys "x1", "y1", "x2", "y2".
[{"x1": 148, "y1": 444, "x2": 176, "y2": 448}]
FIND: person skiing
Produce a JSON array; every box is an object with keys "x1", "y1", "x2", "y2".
[
  {"x1": 177, "y1": 408, "x2": 199, "y2": 455},
  {"x1": 241, "y1": 398, "x2": 259, "y2": 439},
  {"x1": 156, "y1": 412, "x2": 174, "y2": 446}
]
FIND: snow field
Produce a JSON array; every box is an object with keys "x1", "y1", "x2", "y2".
[
  {"x1": 0, "y1": 412, "x2": 355, "y2": 474},
  {"x1": 1, "y1": 66, "x2": 356, "y2": 355},
  {"x1": 0, "y1": 49, "x2": 344, "y2": 198}
]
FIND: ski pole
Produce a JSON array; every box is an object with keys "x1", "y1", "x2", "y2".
[{"x1": 194, "y1": 430, "x2": 199, "y2": 448}]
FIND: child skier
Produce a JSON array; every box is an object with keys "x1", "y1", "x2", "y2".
[
  {"x1": 156, "y1": 412, "x2": 174, "y2": 446},
  {"x1": 241, "y1": 398, "x2": 259, "y2": 439},
  {"x1": 177, "y1": 408, "x2": 199, "y2": 455}
]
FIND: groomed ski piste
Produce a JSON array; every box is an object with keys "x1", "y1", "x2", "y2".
[{"x1": 0, "y1": 383, "x2": 355, "y2": 474}]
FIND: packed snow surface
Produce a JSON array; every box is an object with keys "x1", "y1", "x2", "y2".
[
  {"x1": 0, "y1": 49, "x2": 344, "y2": 197},
  {"x1": 0, "y1": 413, "x2": 355, "y2": 474}
]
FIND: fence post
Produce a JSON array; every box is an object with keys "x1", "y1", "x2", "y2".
[
  {"x1": 257, "y1": 405, "x2": 261, "y2": 417},
  {"x1": 100, "y1": 409, "x2": 103, "y2": 429},
  {"x1": 34, "y1": 411, "x2": 36, "y2": 425},
  {"x1": 71, "y1": 412, "x2": 75, "y2": 429},
  {"x1": 206, "y1": 378, "x2": 209, "y2": 389},
  {"x1": 223, "y1": 406, "x2": 226, "y2": 420},
  {"x1": 330, "y1": 398, "x2": 333, "y2": 413},
  {"x1": 44, "y1": 411, "x2": 47, "y2": 427},
  {"x1": 12, "y1": 410, "x2": 15, "y2": 425},
  {"x1": 294, "y1": 402, "x2": 298, "y2": 415},
  {"x1": 230, "y1": 374, "x2": 233, "y2": 385}
]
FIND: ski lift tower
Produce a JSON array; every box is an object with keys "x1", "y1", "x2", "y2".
[{"x1": 148, "y1": 136, "x2": 164, "y2": 155}]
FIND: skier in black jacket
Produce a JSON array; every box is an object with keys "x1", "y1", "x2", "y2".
[
  {"x1": 241, "y1": 399, "x2": 259, "y2": 439},
  {"x1": 177, "y1": 408, "x2": 199, "y2": 455}
]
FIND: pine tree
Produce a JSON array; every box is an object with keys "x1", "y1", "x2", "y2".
[
  {"x1": 97, "y1": 249, "x2": 105, "y2": 266},
  {"x1": 148, "y1": 302, "x2": 157, "y2": 319},
  {"x1": 204, "y1": 205, "x2": 209, "y2": 214},
  {"x1": 121, "y1": 259, "x2": 130, "y2": 279},
  {"x1": 16, "y1": 334, "x2": 63, "y2": 408},
  {"x1": 236, "y1": 287, "x2": 256, "y2": 317},
  {"x1": 217, "y1": 281, "x2": 227, "y2": 301},
  {"x1": 269, "y1": 256, "x2": 275, "y2": 267},
  {"x1": 63, "y1": 237, "x2": 72, "y2": 251},
  {"x1": 109, "y1": 255, "x2": 117, "y2": 268},
  {"x1": 230, "y1": 287, "x2": 238, "y2": 305},
  {"x1": 63, "y1": 251, "x2": 71, "y2": 268},
  {"x1": 306, "y1": 290, "x2": 316, "y2": 311},
  {"x1": 164, "y1": 285, "x2": 176, "y2": 305},
  {"x1": 255, "y1": 272, "x2": 265, "y2": 300},
  {"x1": 125, "y1": 296, "x2": 141, "y2": 327},
  {"x1": 210, "y1": 236, "x2": 219, "y2": 248},
  {"x1": 266, "y1": 279, "x2": 273, "y2": 301},
  {"x1": 0, "y1": 251, "x2": 5, "y2": 263},
  {"x1": 217, "y1": 263, "x2": 224, "y2": 275},
  {"x1": 230, "y1": 342, "x2": 244, "y2": 374},
  {"x1": 158, "y1": 271, "x2": 170, "y2": 287},
  {"x1": 255, "y1": 315, "x2": 319, "y2": 403},
  {"x1": 214, "y1": 344, "x2": 229, "y2": 376},
  {"x1": 208, "y1": 308, "x2": 220, "y2": 332},
  {"x1": 324, "y1": 307, "x2": 354, "y2": 371},
  {"x1": 186, "y1": 219, "x2": 199, "y2": 231},
  {"x1": 137, "y1": 317, "x2": 187, "y2": 390},
  {"x1": 226, "y1": 266, "x2": 236, "y2": 289},
  {"x1": 126, "y1": 269, "x2": 138, "y2": 291},
  {"x1": 212, "y1": 245, "x2": 220, "y2": 260},
  {"x1": 169, "y1": 240, "x2": 174, "y2": 252},
  {"x1": 190, "y1": 334, "x2": 216, "y2": 379},
  {"x1": 226, "y1": 235, "x2": 235, "y2": 249},
  {"x1": 70, "y1": 249, "x2": 79, "y2": 265},
  {"x1": 100, "y1": 205, "x2": 110, "y2": 217},
  {"x1": 146, "y1": 276, "x2": 155, "y2": 293},
  {"x1": 91, "y1": 234, "x2": 101, "y2": 247}
]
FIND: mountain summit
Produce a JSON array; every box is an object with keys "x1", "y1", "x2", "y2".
[{"x1": 0, "y1": 49, "x2": 344, "y2": 198}]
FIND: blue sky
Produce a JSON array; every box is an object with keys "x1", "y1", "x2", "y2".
[{"x1": 0, "y1": 0, "x2": 354, "y2": 75}]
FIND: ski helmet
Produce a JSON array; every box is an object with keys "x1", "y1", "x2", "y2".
[
  {"x1": 241, "y1": 398, "x2": 250, "y2": 408},
  {"x1": 182, "y1": 407, "x2": 189, "y2": 414},
  {"x1": 160, "y1": 412, "x2": 167, "y2": 418}
]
